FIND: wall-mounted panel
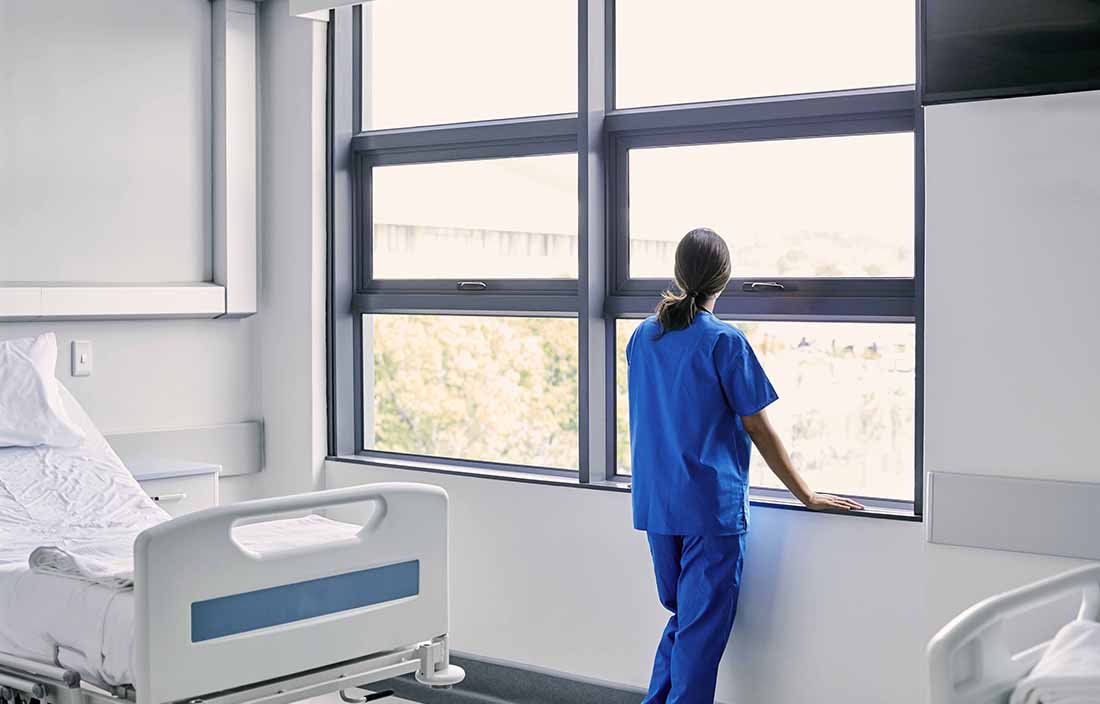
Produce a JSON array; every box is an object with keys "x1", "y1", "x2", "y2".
[
  {"x1": 107, "y1": 421, "x2": 264, "y2": 478},
  {"x1": 928, "y1": 471, "x2": 1100, "y2": 560},
  {"x1": 0, "y1": 284, "x2": 227, "y2": 321},
  {"x1": 39, "y1": 284, "x2": 226, "y2": 320}
]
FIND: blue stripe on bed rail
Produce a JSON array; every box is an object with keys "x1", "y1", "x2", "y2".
[{"x1": 190, "y1": 560, "x2": 420, "y2": 642}]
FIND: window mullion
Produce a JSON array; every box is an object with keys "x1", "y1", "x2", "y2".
[
  {"x1": 578, "y1": 0, "x2": 611, "y2": 484},
  {"x1": 328, "y1": 7, "x2": 359, "y2": 457}
]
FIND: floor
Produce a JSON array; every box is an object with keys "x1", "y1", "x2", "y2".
[{"x1": 301, "y1": 692, "x2": 419, "y2": 704}]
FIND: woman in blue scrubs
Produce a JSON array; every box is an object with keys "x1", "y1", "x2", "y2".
[{"x1": 627, "y1": 228, "x2": 863, "y2": 703}]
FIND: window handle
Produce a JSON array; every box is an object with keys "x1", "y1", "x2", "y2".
[
  {"x1": 742, "y1": 281, "x2": 786, "y2": 292},
  {"x1": 457, "y1": 281, "x2": 487, "y2": 291}
]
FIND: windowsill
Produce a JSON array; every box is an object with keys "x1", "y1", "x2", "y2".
[{"x1": 327, "y1": 454, "x2": 922, "y2": 522}]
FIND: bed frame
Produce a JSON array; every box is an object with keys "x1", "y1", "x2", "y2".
[
  {"x1": 0, "y1": 483, "x2": 464, "y2": 704},
  {"x1": 927, "y1": 563, "x2": 1100, "y2": 704}
]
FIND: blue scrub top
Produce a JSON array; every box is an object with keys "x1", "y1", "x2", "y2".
[{"x1": 627, "y1": 311, "x2": 778, "y2": 536}]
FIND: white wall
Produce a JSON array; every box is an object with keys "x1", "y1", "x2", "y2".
[
  {"x1": 324, "y1": 470, "x2": 1083, "y2": 704},
  {"x1": 0, "y1": 0, "x2": 212, "y2": 283},
  {"x1": 918, "y1": 87, "x2": 1100, "y2": 697},
  {"x1": 924, "y1": 90, "x2": 1100, "y2": 483},
  {"x1": 0, "y1": 319, "x2": 262, "y2": 502},
  {"x1": 0, "y1": 0, "x2": 260, "y2": 503},
  {"x1": 326, "y1": 462, "x2": 930, "y2": 704},
  {"x1": 254, "y1": 0, "x2": 329, "y2": 498},
  {"x1": 0, "y1": 0, "x2": 331, "y2": 504},
  {"x1": 326, "y1": 90, "x2": 1100, "y2": 703}
]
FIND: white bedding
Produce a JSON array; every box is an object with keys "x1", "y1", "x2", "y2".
[{"x1": 0, "y1": 387, "x2": 361, "y2": 687}]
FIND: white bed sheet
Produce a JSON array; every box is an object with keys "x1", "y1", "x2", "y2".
[{"x1": 0, "y1": 388, "x2": 361, "y2": 687}]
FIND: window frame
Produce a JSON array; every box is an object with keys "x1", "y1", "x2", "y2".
[
  {"x1": 604, "y1": 87, "x2": 919, "y2": 318},
  {"x1": 352, "y1": 116, "x2": 582, "y2": 310},
  {"x1": 328, "y1": 0, "x2": 925, "y2": 517}
]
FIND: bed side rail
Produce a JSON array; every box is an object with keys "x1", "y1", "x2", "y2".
[
  {"x1": 927, "y1": 563, "x2": 1100, "y2": 704},
  {"x1": 133, "y1": 483, "x2": 450, "y2": 704}
]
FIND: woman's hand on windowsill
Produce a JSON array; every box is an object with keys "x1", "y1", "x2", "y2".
[{"x1": 803, "y1": 493, "x2": 865, "y2": 512}]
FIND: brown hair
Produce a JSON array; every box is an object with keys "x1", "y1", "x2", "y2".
[{"x1": 654, "y1": 228, "x2": 731, "y2": 335}]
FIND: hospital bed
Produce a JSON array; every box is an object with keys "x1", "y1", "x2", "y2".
[
  {"x1": 927, "y1": 563, "x2": 1100, "y2": 704},
  {"x1": 0, "y1": 388, "x2": 463, "y2": 704}
]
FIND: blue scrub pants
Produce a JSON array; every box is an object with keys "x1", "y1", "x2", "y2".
[{"x1": 643, "y1": 533, "x2": 746, "y2": 704}]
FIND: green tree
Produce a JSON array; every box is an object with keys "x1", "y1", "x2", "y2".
[{"x1": 372, "y1": 316, "x2": 579, "y2": 469}]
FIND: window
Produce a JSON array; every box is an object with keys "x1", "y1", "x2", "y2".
[
  {"x1": 332, "y1": 0, "x2": 921, "y2": 515},
  {"x1": 615, "y1": 0, "x2": 915, "y2": 108},
  {"x1": 362, "y1": 0, "x2": 576, "y2": 130},
  {"x1": 367, "y1": 315, "x2": 578, "y2": 469},
  {"x1": 628, "y1": 134, "x2": 915, "y2": 279},
  {"x1": 617, "y1": 320, "x2": 916, "y2": 501},
  {"x1": 372, "y1": 155, "x2": 578, "y2": 279}
]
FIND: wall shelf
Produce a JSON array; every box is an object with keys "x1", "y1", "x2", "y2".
[
  {"x1": 0, "y1": 283, "x2": 227, "y2": 321},
  {"x1": 2, "y1": 0, "x2": 258, "y2": 323}
]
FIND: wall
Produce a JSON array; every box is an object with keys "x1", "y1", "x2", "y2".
[
  {"x1": 254, "y1": 0, "x2": 329, "y2": 498},
  {"x1": 919, "y1": 87, "x2": 1100, "y2": 696},
  {"x1": 0, "y1": 320, "x2": 261, "y2": 502},
  {"x1": 0, "y1": 0, "x2": 212, "y2": 284},
  {"x1": 326, "y1": 90, "x2": 1100, "y2": 703},
  {"x1": 0, "y1": 0, "x2": 261, "y2": 503},
  {"x1": 924, "y1": 89, "x2": 1100, "y2": 484},
  {"x1": 324, "y1": 472, "x2": 1083, "y2": 704},
  {"x1": 0, "y1": 0, "x2": 331, "y2": 504},
  {"x1": 326, "y1": 463, "x2": 929, "y2": 704}
]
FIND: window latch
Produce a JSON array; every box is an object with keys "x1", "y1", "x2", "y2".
[
  {"x1": 742, "y1": 281, "x2": 786, "y2": 292},
  {"x1": 456, "y1": 281, "x2": 488, "y2": 291}
]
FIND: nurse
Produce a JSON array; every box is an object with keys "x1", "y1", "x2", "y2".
[{"x1": 627, "y1": 228, "x2": 863, "y2": 703}]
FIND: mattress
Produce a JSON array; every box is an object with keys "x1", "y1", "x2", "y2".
[{"x1": 0, "y1": 387, "x2": 360, "y2": 687}]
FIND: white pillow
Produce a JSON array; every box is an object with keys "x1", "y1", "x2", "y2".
[{"x1": 0, "y1": 333, "x2": 85, "y2": 447}]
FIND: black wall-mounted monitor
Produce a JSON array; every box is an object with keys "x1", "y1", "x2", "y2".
[{"x1": 922, "y1": 0, "x2": 1100, "y2": 104}]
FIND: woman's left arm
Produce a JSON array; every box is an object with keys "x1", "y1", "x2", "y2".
[{"x1": 741, "y1": 409, "x2": 864, "y2": 512}]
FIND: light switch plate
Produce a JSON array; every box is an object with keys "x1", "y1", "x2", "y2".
[{"x1": 71, "y1": 340, "x2": 93, "y2": 377}]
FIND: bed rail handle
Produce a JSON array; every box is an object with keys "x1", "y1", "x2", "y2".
[{"x1": 139, "y1": 483, "x2": 442, "y2": 546}]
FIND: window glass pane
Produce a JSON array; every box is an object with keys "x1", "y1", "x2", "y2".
[
  {"x1": 367, "y1": 315, "x2": 579, "y2": 469},
  {"x1": 615, "y1": 0, "x2": 915, "y2": 108},
  {"x1": 372, "y1": 154, "x2": 578, "y2": 279},
  {"x1": 363, "y1": 0, "x2": 576, "y2": 130},
  {"x1": 628, "y1": 134, "x2": 914, "y2": 279},
  {"x1": 617, "y1": 319, "x2": 915, "y2": 502}
]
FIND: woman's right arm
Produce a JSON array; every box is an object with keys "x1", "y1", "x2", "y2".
[{"x1": 741, "y1": 409, "x2": 864, "y2": 512}]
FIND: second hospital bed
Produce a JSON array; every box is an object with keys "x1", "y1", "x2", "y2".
[
  {"x1": 0, "y1": 388, "x2": 463, "y2": 704},
  {"x1": 927, "y1": 563, "x2": 1100, "y2": 704}
]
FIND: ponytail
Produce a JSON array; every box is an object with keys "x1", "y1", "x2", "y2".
[
  {"x1": 653, "y1": 228, "x2": 732, "y2": 338},
  {"x1": 655, "y1": 289, "x2": 703, "y2": 337}
]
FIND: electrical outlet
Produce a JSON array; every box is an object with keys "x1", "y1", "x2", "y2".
[{"x1": 71, "y1": 340, "x2": 93, "y2": 377}]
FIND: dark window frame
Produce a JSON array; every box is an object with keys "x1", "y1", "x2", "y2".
[
  {"x1": 328, "y1": 0, "x2": 925, "y2": 517},
  {"x1": 352, "y1": 118, "x2": 582, "y2": 308}
]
